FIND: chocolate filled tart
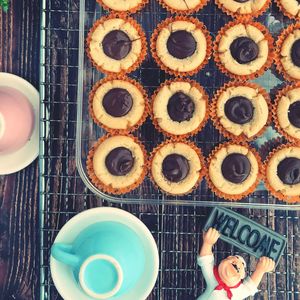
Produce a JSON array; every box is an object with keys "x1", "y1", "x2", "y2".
[
  {"x1": 264, "y1": 144, "x2": 300, "y2": 203},
  {"x1": 150, "y1": 140, "x2": 206, "y2": 195},
  {"x1": 151, "y1": 79, "x2": 208, "y2": 138},
  {"x1": 215, "y1": 0, "x2": 271, "y2": 19},
  {"x1": 86, "y1": 14, "x2": 147, "y2": 75},
  {"x1": 151, "y1": 16, "x2": 212, "y2": 76},
  {"x1": 96, "y1": 0, "x2": 148, "y2": 13},
  {"x1": 214, "y1": 21, "x2": 273, "y2": 79},
  {"x1": 275, "y1": 23, "x2": 300, "y2": 82},
  {"x1": 211, "y1": 81, "x2": 270, "y2": 141},
  {"x1": 273, "y1": 83, "x2": 300, "y2": 144},
  {"x1": 89, "y1": 76, "x2": 148, "y2": 133},
  {"x1": 87, "y1": 134, "x2": 147, "y2": 194},
  {"x1": 158, "y1": 0, "x2": 209, "y2": 14},
  {"x1": 207, "y1": 143, "x2": 262, "y2": 200},
  {"x1": 275, "y1": 0, "x2": 300, "y2": 20}
]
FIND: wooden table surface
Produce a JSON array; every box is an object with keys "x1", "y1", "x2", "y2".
[
  {"x1": 0, "y1": 1, "x2": 40, "y2": 299},
  {"x1": 0, "y1": 1, "x2": 300, "y2": 300}
]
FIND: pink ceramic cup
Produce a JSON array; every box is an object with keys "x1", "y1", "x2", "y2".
[{"x1": 0, "y1": 87, "x2": 34, "y2": 154}]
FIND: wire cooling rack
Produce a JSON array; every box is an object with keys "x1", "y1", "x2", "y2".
[{"x1": 40, "y1": 0, "x2": 300, "y2": 299}]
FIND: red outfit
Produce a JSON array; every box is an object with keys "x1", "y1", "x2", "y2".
[{"x1": 213, "y1": 266, "x2": 242, "y2": 299}]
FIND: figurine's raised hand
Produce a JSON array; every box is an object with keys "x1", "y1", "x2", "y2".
[
  {"x1": 251, "y1": 256, "x2": 275, "y2": 287},
  {"x1": 199, "y1": 228, "x2": 220, "y2": 256},
  {"x1": 203, "y1": 228, "x2": 220, "y2": 246},
  {"x1": 256, "y1": 257, "x2": 275, "y2": 273}
]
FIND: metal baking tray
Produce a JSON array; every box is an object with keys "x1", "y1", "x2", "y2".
[{"x1": 76, "y1": 0, "x2": 300, "y2": 210}]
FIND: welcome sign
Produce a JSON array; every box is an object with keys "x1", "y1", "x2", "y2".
[{"x1": 204, "y1": 207, "x2": 287, "y2": 264}]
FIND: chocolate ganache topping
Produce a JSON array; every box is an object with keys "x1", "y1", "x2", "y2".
[
  {"x1": 288, "y1": 101, "x2": 300, "y2": 128},
  {"x1": 167, "y1": 30, "x2": 197, "y2": 59},
  {"x1": 224, "y1": 96, "x2": 254, "y2": 125},
  {"x1": 277, "y1": 157, "x2": 300, "y2": 185},
  {"x1": 230, "y1": 37, "x2": 259, "y2": 64},
  {"x1": 167, "y1": 92, "x2": 195, "y2": 122},
  {"x1": 102, "y1": 88, "x2": 133, "y2": 117},
  {"x1": 291, "y1": 39, "x2": 300, "y2": 67},
  {"x1": 105, "y1": 147, "x2": 134, "y2": 176},
  {"x1": 221, "y1": 153, "x2": 251, "y2": 184},
  {"x1": 162, "y1": 154, "x2": 190, "y2": 182},
  {"x1": 102, "y1": 30, "x2": 132, "y2": 60}
]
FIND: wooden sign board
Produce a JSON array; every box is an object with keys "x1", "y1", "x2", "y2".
[{"x1": 204, "y1": 207, "x2": 287, "y2": 265}]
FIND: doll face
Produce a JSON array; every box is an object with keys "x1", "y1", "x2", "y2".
[{"x1": 218, "y1": 256, "x2": 246, "y2": 286}]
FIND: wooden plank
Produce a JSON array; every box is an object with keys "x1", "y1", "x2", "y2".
[{"x1": 0, "y1": 0, "x2": 40, "y2": 298}]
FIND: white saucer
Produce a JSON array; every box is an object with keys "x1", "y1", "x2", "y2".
[
  {"x1": 0, "y1": 72, "x2": 39, "y2": 175},
  {"x1": 50, "y1": 207, "x2": 159, "y2": 300}
]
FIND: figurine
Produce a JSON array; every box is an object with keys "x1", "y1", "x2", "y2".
[{"x1": 197, "y1": 228, "x2": 275, "y2": 300}]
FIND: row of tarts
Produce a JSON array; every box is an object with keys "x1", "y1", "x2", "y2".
[
  {"x1": 87, "y1": 133, "x2": 300, "y2": 203},
  {"x1": 89, "y1": 77, "x2": 300, "y2": 143},
  {"x1": 96, "y1": 0, "x2": 300, "y2": 20},
  {"x1": 87, "y1": 14, "x2": 300, "y2": 82}
]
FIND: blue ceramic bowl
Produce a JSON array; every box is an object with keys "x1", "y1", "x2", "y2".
[{"x1": 50, "y1": 208, "x2": 159, "y2": 300}]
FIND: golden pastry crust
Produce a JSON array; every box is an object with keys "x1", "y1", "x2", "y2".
[
  {"x1": 264, "y1": 145, "x2": 300, "y2": 202},
  {"x1": 207, "y1": 143, "x2": 262, "y2": 200},
  {"x1": 214, "y1": 21, "x2": 273, "y2": 79},
  {"x1": 275, "y1": 0, "x2": 300, "y2": 19},
  {"x1": 151, "y1": 16, "x2": 212, "y2": 76},
  {"x1": 89, "y1": 76, "x2": 148, "y2": 133},
  {"x1": 273, "y1": 83, "x2": 300, "y2": 144},
  {"x1": 96, "y1": 0, "x2": 148, "y2": 13},
  {"x1": 275, "y1": 24, "x2": 300, "y2": 82},
  {"x1": 150, "y1": 140, "x2": 205, "y2": 195},
  {"x1": 86, "y1": 14, "x2": 147, "y2": 75},
  {"x1": 87, "y1": 135, "x2": 147, "y2": 194},
  {"x1": 151, "y1": 79, "x2": 208, "y2": 138},
  {"x1": 158, "y1": 0, "x2": 209, "y2": 14},
  {"x1": 211, "y1": 81, "x2": 270, "y2": 141},
  {"x1": 215, "y1": 0, "x2": 271, "y2": 19}
]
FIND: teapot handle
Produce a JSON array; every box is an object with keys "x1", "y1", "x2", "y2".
[{"x1": 51, "y1": 243, "x2": 80, "y2": 268}]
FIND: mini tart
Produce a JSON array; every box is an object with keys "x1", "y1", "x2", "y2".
[
  {"x1": 96, "y1": 0, "x2": 148, "y2": 13},
  {"x1": 87, "y1": 134, "x2": 147, "y2": 194},
  {"x1": 264, "y1": 144, "x2": 300, "y2": 203},
  {"x1": 214, "y1": 21, "x2": 273, "y2": 80},
  {"x1": 215, "y1": 0, "x2": 271, "y2": 19},
  {"x1": 275, "y1": 0, "x2": 300, "y2": 20},
  {"x1": 89, "y1": 76, "x2": 148, "y2": 133},
  {"x1": 211, "y1": 81, "x2": 270, "y2": 142},
  {"x1": 207, "y1": 142, "x2": 262, "y2": 200},
  {"x1": 150, "y1": 16, "x2": 212, "y2": 76},
  {"x1": 158, "y1": 0, "x2": 209, "y2": 14},
  {"x1": 273, "y1": 83, "x2": 300, "y2": 144},
  {"x1": 275, "y1": 23, "x2": 300, "y2": 82},
  {"x1": 150, "y1": 140, "x2": 206, "y2": 195},
  {"x1": 86, "y1": 14, "x2": 147, "y2": 75},
  {"x1": 151, "y1": 79, "x2": 208, "y2": 139}
]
